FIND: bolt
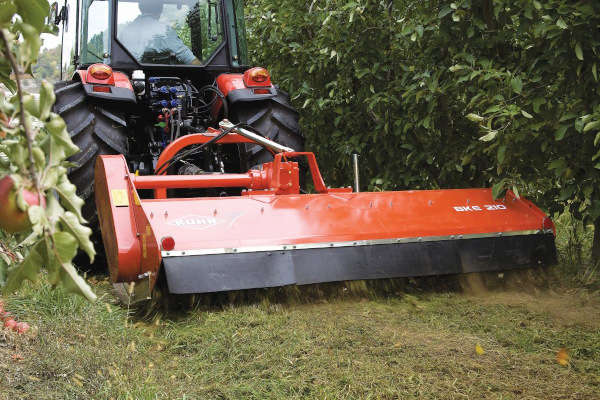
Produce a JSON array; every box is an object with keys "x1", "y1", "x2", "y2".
[
  {"x1": 466, "y1": 199, "x2": 470, "y2": 204},
  {"x1": 327, "y1": 204, "x2": 331, "y2": 209},
  {"x1": 261, "y1": 207, "x2": 264, "y2": 214},
  {"x1": 124, "y1": 175, "x2": 128, "y2": 179},
  {"x1": 150, "y1": 212, "x2": 154, "y2": 218},
  {"x1": 165, "y1": 211, "x2": 168, "y2": 217},
  {"x1": 233, "y1": 249, "x2": 237, "y2": 252},
  {"x1": 498, "y1": 232, "x2": 502, "y2": 236},
  {"x1": 182, "y1": 252, "x2": 185, "y2": 255},
  {"x1": 428, "y1": 200, "x2": 432, "y2": 206},
  {"x1": 305, "y1": 205, "x2": 309, "y2": 210},
  {"x1": 369, "y1": 202, "x2": 373, "y2": 207},
  {"x1": 213, "y1": 209, "x2": 217, "y2": 216},
  {"x1": 389, "y1": 201, "x2": 393, "y2": 206},
  {"x1": 330, "y1": 243, "x2": 334, "y2": 247}
]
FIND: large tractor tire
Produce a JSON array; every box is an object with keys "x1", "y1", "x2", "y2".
[
  {"x1": 53, "y1": 80, "x2": 129, "y2": 226},
  {"x1": 229, "y1": 88, "x2": 304, "y2": 169}
]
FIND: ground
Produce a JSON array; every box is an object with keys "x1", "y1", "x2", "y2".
[{"x1": 0, "y1": 272, "x2": 599, "y2": 399}]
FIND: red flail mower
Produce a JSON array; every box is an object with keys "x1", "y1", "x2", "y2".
[{"x1": 95, "y1": 121, "x2": 557, "y2": 303}]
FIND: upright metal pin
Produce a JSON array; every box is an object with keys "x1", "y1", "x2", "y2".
[{"x1": 353, "y1": 154, "x2": 360, "y2": 193}]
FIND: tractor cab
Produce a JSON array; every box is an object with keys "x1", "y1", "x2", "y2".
[{"x1": 53, "y1": 0, "x2": 248, "y2": 80}]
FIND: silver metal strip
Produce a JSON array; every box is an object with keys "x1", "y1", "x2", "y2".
[
  {"x1": 161, "y1": 229, "x2": 552, "y2": 258},
  {"x1": 219, "y1": 120, "x2": 295, "y2": 153}
]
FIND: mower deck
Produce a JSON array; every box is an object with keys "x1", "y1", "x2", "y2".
[{"x1": 94, "y1": 131, "x2": 557, "y2": 300}]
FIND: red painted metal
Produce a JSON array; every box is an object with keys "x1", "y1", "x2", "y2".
[
  {"x1": 213, "y1": 72, "x2": 276, "y2": 119},
  {"x1": 155, "y1": 132, "x2": 273, "y2": 176},
  {"x1": 216, "y1": 73, "x2": 247, "y2": 97},
  {"x1": 95, "y1": 153, "x2": 554, "y2": 291},
  {"x1": 95, "y1": 155, "x2": 160, "y2": 285},
  {"x1": 76, "y1": 69, "x2": 134, "y2": 90}
]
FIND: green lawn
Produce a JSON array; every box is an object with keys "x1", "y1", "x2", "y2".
[{"x1": 1, "y1": 272, "x2": 599, "y2": 399}]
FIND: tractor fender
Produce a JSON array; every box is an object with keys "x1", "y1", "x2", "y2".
[
  {"x1": 216, "y1": 73, "x2": 277, "y2": 103},
  {"x1": 74, "y1": 69, "x2": 136, "y2": 103}
]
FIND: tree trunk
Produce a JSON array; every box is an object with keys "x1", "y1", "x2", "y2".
[{"x1": 592, "y1": 219, "x2": 600, "y2": 266}]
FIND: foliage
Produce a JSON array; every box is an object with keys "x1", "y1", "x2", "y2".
[
  {"x1": 31, "y1": 45, "x2": 60, "y2": 84},
  {"x1": 0, "y1": 0, "x2": 96, "y2": 300},
  {"x1": 246, "y1": 0, "x2": 600, "y2": 255}
]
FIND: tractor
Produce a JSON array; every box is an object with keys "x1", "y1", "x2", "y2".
[{"x1": 51, "y1": 0, "x2": 303, "y2": 225}]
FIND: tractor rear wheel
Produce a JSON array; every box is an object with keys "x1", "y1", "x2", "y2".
[
  {"x1": 53, "y1": 80, "x2": 129, "y2": 226},
  {"x1": 229, "y1": 88, "x2": 304, "y2": 169}
]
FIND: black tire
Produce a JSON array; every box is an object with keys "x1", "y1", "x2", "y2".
[
  {"x1": 229, "y1": 88, "x2": 304, "y2": 169},
  {"x1": 53, "y1": 80, "x2": 129, "y2": 225}
]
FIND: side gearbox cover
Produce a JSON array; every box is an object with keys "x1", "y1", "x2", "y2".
[{"x1": 94, "y1": 155, "x2": 142, "y2": 283}]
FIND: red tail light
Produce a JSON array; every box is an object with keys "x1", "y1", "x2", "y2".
[
  {"x1": 542, "y1": 217, "x2": 554, "y2": 231},
  {"x1": 92, "y1": 86, "x2": 111, "y2": 93},
  {"x1": 161, "y1": 236, "x2": 175, "y2": 251},
  {"x1": 88, "y1": 64, "x2": 113, "y2": 80}
]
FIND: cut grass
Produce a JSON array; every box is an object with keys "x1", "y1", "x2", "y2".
[{"x1": 1, "y1": 272, "x2": 599, "y2": 399}]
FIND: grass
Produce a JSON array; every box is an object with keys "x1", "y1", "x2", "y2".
[{"x1": 1, "y1": 270, "x2": 599, "y2": 399}]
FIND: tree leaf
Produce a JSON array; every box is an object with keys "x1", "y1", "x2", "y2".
[
  {"x1": 492, "y1": 179, "x2": 507, "y2": 199},
  {"x1": 44, "y1": 113, "x2": 80, "y2": 161},
  {"x1": 466, "y1": 113, "x2": 484, "y2": 122},
  {"x1": 511, "y1": 77, "x2": 523, "y2": 94},
  {"x1": 15, "y1": 0, "x2": 49, "y2": 31},
  {"x1": 3, "y1": 241, "x2": 44, "y2": 293},
  {"x1": 521, "y1": 110, "x2": 533, "y2": 119},
  {"x1": 575, "y1": 42, "x2": 583, "y2": 61},
  {"x1": 46, "y1": 232, "x2": 96, "y2": 301},
  {"x1": 555, "y1": 125, "x2": 569, "y2": 141},
  {"x1": 512, "y1": 185, "x2": 520, "y2": 199},
  {"x1": 59, "y1": 212, "x2": 96, "y2": 263},
  {"x1": 556, "y1": 18, "x2": 568, "y2": 29},
  {"x1": 0, "y1": 257, "x2": 6, "y2": 287},
  {"x1": 479, "y1": 131, "x2": 498, "y2": 142},
  {"x1": 38, "y1": 81, "x2": 55, "y2": 121},
  {"x1": 558, "y1": 185, "x2": 575, "y2": 201},
  {"x1": 593, "y1": 63, "x2": 598, "y2": 83},
  {"x1": 54, "y1": 175, "x2": 86, "y2": 223},
  {"x1": 497, "y1": 145, "x2": 507, "y2": 163},
  {"x1": 583, "y1": 121, "x2": 600, "y2": 132},
  {"x1": 438, "y1": 7, "x2": 453, "y2": 19}
]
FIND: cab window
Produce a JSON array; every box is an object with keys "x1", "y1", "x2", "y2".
[{"x1": 116, "y1": 0, "x2": 224, "y2": 65}]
